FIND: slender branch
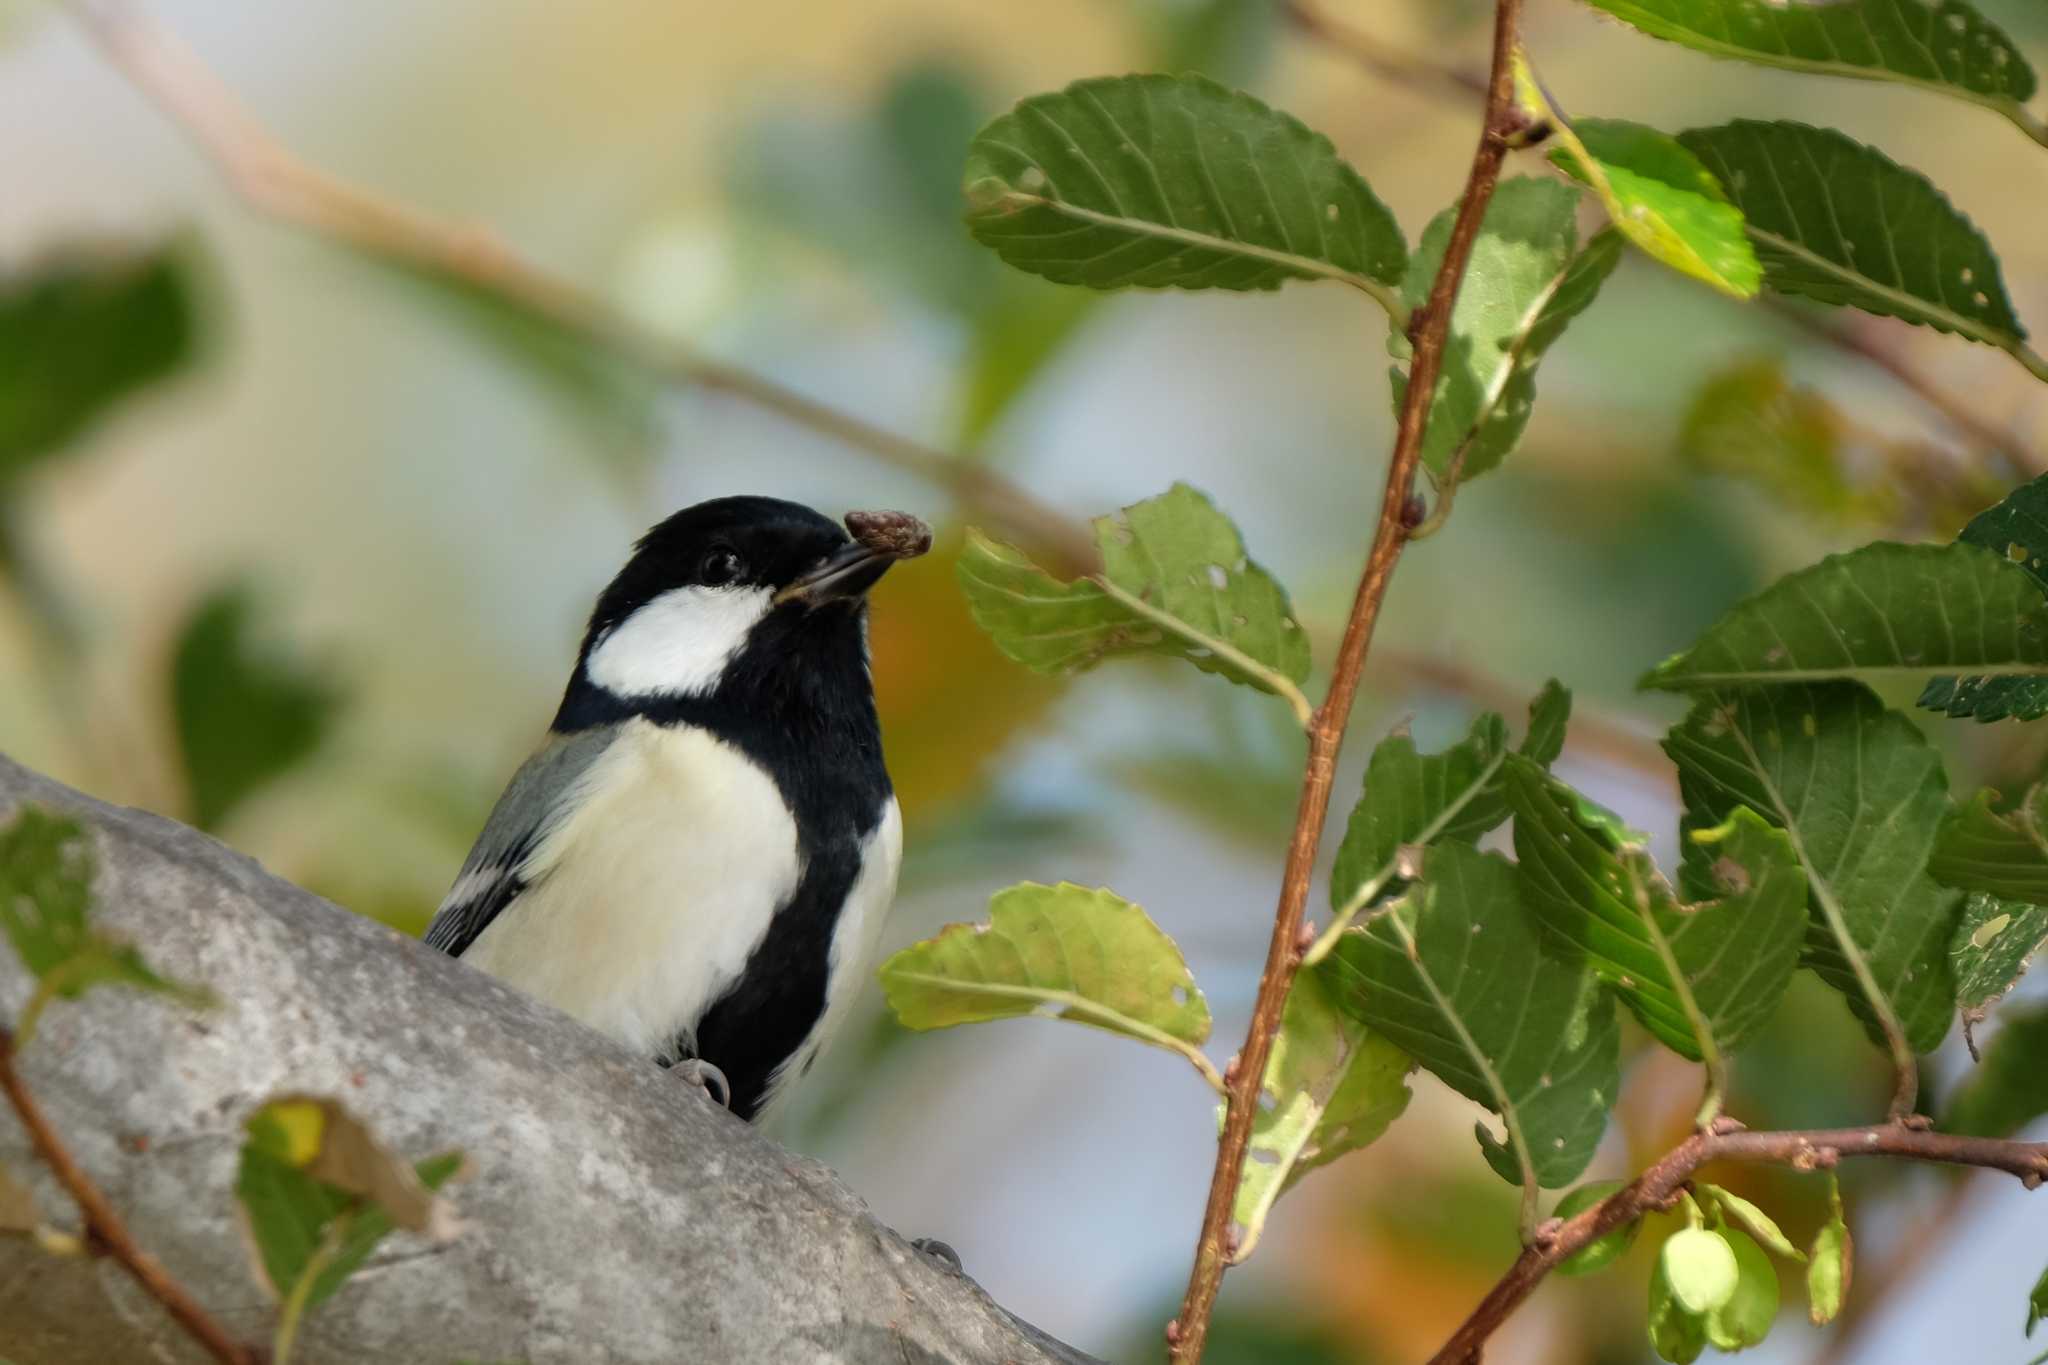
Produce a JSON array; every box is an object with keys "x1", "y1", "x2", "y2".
[
  {"x1": 1166, "y1": 4, "x2": 1529, "y2": 1357},
  {"x1": 62, "y1": 0, "x2": 1099, "y2": 576},
  {"x1": 1426, "y1": 1120, "x2": 2048, "y2": 1365},
  {"x1": 1280, "y1": 0, "x2": 1490, "y2": 101},
  {"x1": 0, "y1": 1025, "x2": 256, "y2": 1365}
]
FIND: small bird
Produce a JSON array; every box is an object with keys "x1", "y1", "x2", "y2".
[{"x1": 426, "y1": 496, "x2": 930, "y2": 1122}]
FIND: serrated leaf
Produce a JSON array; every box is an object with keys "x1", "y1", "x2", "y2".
[
  {"x1": 1944, "y1": 1004, "x2": 2048, "y2": 1138},
  {"x1": 1923, "y1": 472, "x2": 2048, "y2": 721},
  {"x1": 236, "y1": 1102, "x2": 464, "y2": 1311},
  {"x1": 1678, "y1": 122, "x2": 2032, "y2": 367},
  {"x1": 1325, "y1": 844, "x2": 1620, "y2": 1194},
  {"x1": 1509, "y1": 758, "x2": 1807, "y2": 1063},
  {"x1": 1946, "y1": 892, "x2": 2048, "y2": 1040},
  {"x1": 0, "y1": 807, "x2": 214, "y2": 1041},
  {"x1": 171, "y1": 583, "x2": 343, "y2": 832},
  {"x1": 1643, "y1": 542, "x2": 2048, "y2": 691},
  {"x1": 1807, "y1": 1211, "x2": 1852, "y2": 1325},
  {"x1": 1664, "y1": 685, "x2": 1962, "y2": 1057},
  {"x1": 1554, "y1": 1180, "x2": 1640, "y2": 1277},
  {"x1": 1328, "y1": 682, "x2": 1570, "y2": 919},
  {"x1": 963, "y1": 74, "x2": 1407, "y2": 299},
  {"x1": 957, "y1": 483, "x2": 1309, "y2": 701},
  {"x1": 879, "y1": 881, "x2": 1215, "y2": 1076},
  {"x1": 1550, "y1": 117, "x2": 1760, "y2": 299},
  {"x1": 1228, "y1": 960, "x2": 1412, "y2": 1262},
  {"x1": 1392, "y1": 179, "x2": 1621, "y2": 480},
  {"x1": 0, "y1": 239, "x2": 200, "y2": 487},
  {"x1": 1582, "y1": 1, "x2": 2037, "y2": 133},
  {"x1": 1700, "y1": 1183, "x2": 1804, "y2": 1262},
  {"x1": 1701, "y1": 1226, "x2": 1779, "y2": 1350}
]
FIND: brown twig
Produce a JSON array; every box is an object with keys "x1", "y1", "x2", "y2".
[
  {"x1": 62, "y1": 0, "x2": 1098, "y2": 576},
  {"x1": 1280, "y1": 0, "x2": 1490, "y2": 100},
  {"x1": 1165, "y1": 4, "x2": 1529, "y2": 1358},
  {"x1": 0, "y1": 1025, "x2": 257, "y2": 1365},
  {"x1": 1425, "y1": 1121, "x2": 2048, "y2": 1365}
]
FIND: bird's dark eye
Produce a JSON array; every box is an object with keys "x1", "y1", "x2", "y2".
[{"x1": 699, "y1": 549, "x2": 745, "y2": 587}]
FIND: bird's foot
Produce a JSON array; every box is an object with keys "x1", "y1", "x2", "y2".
[
  {"x1": 911, "y1": 1238, "x2": 963, "y2": 1275},
  {"x1": 671, "y1": 1058, "x2": 730, "y2": 1109}
]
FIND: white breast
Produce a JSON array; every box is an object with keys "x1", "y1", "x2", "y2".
[{"x1": 462, "y1": 719, "x2": 801, "y2": 1056}]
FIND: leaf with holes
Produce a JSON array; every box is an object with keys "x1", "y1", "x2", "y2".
[
  {"x1": 0, "y1": 806, "x2": 213, "y2": 1043},
  {"x1": 879, "y1": 881, "x2": 1215, "y2": 1079},
  {"x1": 1663, "y1": 684, "x2": 1962, "y2": 1056},
  {"x1": 1550, "y1": 117, "x2": 1760, "y2": 298},
  {"x1": 1923, "y1": 472, "x2": 2048, "y2": 721},
  {"x1": 963, "y1": 74, "x2": 1406, "y2": 301},
  {"x1": 1228, "y1": 959, "x2": 1412, "y2": 1263},
  {"x1": 1392, "y1": 178, "x2": 1622, "y2": 481},
  {"x1": 1642, "y1": 542, "x2": 2048, "y2": 693},
  {"x1": 957, "y1": 483, "x2": 1309, "y2": 701},
  {"x1": 1507, "y1": 757, "x2": 1807, "y2": 1063},
  {"x1": 1581, "y1": 1, "x2": 2037, "y2": 135},
  {"x1": 1947, "y1": 892, "x2": 2048, "y2": 1047},
  {"x1": 1325, "y1": 843, "x2": 1620, "y2": 1192},
  {"x1": 1945, "y1": 1003, "x2": 2048, "y2": 1138},
  {"x1": 1678, "y1": 122, "x2": 2031, "y2": 366}
]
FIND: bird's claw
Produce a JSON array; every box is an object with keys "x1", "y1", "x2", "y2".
[
  {"x1": 673, "y1": 1058, "x2": 731, "y2": 1109},
  {"x1": 912, "y1": 1238, "x2": 963, "y2": 1274}
]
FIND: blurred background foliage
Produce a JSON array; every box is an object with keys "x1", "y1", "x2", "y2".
[{"x1": 3, "y1": 1, "x2": 2046, "y2": 1361}]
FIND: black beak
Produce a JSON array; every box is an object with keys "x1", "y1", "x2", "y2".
[{"x1": 773, "y1": 542, "x2": 895, "y2": 606}]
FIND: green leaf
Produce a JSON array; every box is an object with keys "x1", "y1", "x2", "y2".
[
  {"x1": 0, "y1": 239, "x2": 201, "y2": 487},
  {"x1": 1649, "y1": 1246, "x2": 1710, "y2": 1364},
  {"x1": 963, "y1": 74, "x2": 1407, "y2": 304},
  {"x1": 236, "y1": 1097, "x2": 463, "y2": 1310},
  {"x1": 1581, "y1": 1, "x2": 2039, "y2": 136},
  {"x1": 1664, "y1": 1226, "x2": 1741, "y2": 1314},
  {"x1": 957, "y1": 483, "x2": 1310, "y2": 706},
  {"x1": 878, "y1": 881, "x2": 1216, "y2": 1081},
  {"x1": 1923, "y1": 472, "x2": 2048, "y2": 721},
  {"x1": 1678, "y1": 357, "x2": 1867, "y2": 522},
  {"x1": 171, "y1": 583, "x2": 343, "y2": 832},
  {"x1": 1325, "y1": 844, "x2": 1620, "y2": 1198},
  {"x1": 1699, "y1": 1183, "x2": 1804, "y2": 1262},
  {"x1": 1944, "y1": 1003, "x2": 2048, "y2": 1138},
  {"x1": 1701, "y1": 1226, "x2": 1780, "y2": 1351},
  {"x1": 1807, "y1": 1208, "x2": 1852, "y2": 1325},
  {"x1": 1642, "y1": 542, "x2": 2048, "y2": 691},
  {"x1": 1678, "y1": 122, "x2": 2037, "y2": 373},
  {"x1": 2029, "y1": 1261, "x2": 2047, "y2": 1337},
  {"x1": 1327, "y1": 682, "x2": 1570, "y2": 921},
  {"x1": 0, "y1": 807, "x2": 213, "y2": 1042},
  {"x1": 1946, "y1": 892, "x2": 2048, "y2": 1037},
  {"x1": 1228, "y1": 960, "x2": 1412, "y2": 1262},
  {"x1": 1664, "y1": 685, "x2": 1962, "y2": 1058},
  {"x1": 1553, "y1": 1180, "x2": 1641, "y2": 1277},
  {"x1": 1549, "y1": 117, "x2": 1760, "y2": 299},
  {"x1": 1393, "y1": 179, "x2": 1622, "y2": 480},
  {"x1": 1508, "y1": 758, "x2": 1807, "y2": 1064}
]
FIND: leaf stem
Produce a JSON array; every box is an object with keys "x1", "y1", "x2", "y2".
[
  {"x1": 1166, "y1": 1, "x2": 1530, "y2": 1355},
  {"x1": 272, "y1": 1214, "x2": 349, "y2": 1365},
  {"x1": 1623, "y1": 856, "x2": 1726, "y2": 1128},
  {"x1": 1093, "y1": 578, "x2": 1316, "y2": 731},
  {"x1": 0, "y1": 1025, "x2": 256, "y2": 1365},
  {"x1": 1425, "y1": 1121, "x2": 2048, "y2": 1365}
]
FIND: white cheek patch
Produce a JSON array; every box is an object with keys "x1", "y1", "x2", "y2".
[{"x1": 586, "y1": 585, "x2": 773, "y2": 699}]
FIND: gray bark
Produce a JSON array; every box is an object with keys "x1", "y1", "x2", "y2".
[{"x1": 0, "y1": 756, "x2": 1100, "y2": 1365}]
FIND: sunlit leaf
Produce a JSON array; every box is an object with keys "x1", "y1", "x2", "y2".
[
  {"x1": 1679, "y1": 121, "x2": 2029, "y2": 362},
  {"x1": 1664, "y1": 684, "x2": 1961, "y2": 1056},
  {"x1": 1554, "y1": 1180, "x2": 1640, "y2": 1277},
  {"x1": 1551, "y1": 117, "x2": 1760, "y2": 298},
  {"x1": 958, "y1": 483, "x2": 1310, "y2": 699},
  {"x1": 1945, "y1": 891, "x2": 2048, "y2": 1044},
  {"x1": 1393, "y1": 179, "x2": 1621, "y2": 480},
  {"x1": 1229, "y1": 960, "x2": 1412, "y2": 1262},
  {"x1": 879, "y1": 881, "x2": 1215, "y2": 1078},
  {"x1": 171, "y1": 583, "x2": 343, "y2": 832},
  {"x1": 1325, "y1": 844, "x2": 1620, "y2": 1192},
  {"x1": 1509, "y1": 760, "x2": 1807, "y2": 1062},
  {"x1": 1582, "y1": 1, "x2": 2037, "y2": 131},
  {"x1": 1944, "y1": 1004, "x2": 2048, "y2": 1138},
  {"x1": 1923, "y1": 472, "x2": 2048, "y2": 721},
  {"x1": 1642, "y1": 542, "x2": 2048, "y2": 692},
  {"x1": 964, "y1": 74, "x2": 1406, "y2": 299}
]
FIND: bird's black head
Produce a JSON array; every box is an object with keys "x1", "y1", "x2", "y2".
[{"x1": 552, "y1": 496, "x2": 926, "y2": 732}]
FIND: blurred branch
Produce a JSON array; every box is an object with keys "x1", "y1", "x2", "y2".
[
  {"x1": 63, "y1": 0, "x2": 1099, "y2": 574},
  {"x1": 0, "y1": 1023, "x2": 257, "y2": 1365},
  {"x1": 1167, "y1": 3, "x2": 1530, "y2": 1358},
  {"x1": 1426, "y1": 1120, "x2": 2048, "y2": 1365},
  {"x1": 1279, "y1": 0, "x2": 1489, "y2": 100}
]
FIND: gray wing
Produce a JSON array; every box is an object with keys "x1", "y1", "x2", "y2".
[{"x1": 424, "y1": 727, "x2": 618, "y2": 957}]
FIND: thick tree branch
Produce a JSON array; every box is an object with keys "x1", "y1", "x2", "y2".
[
  {"x1": 1166, "y1": 3, "x2": 1530, "y2": 1358},
  {"x1": 62, "y1": 0, "x2": 1098, "y2": 576},
  {"x1": 1425, "y1": 1120, "x2": 2048, "y2": 1365},
  {"x1": 0, "y1": 1026, "x2": 255, "y2": 1365},
  {"x1": 0, "y1": 756, "x2": 1098, "y2": 1365}
]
